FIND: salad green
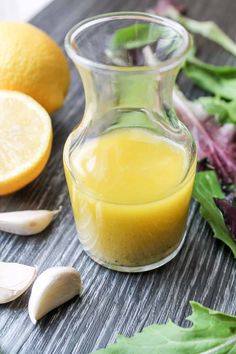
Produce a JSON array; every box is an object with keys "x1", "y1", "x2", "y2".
[
  {"x1": 197, "y1": 96, "x2": 236, "y2": 125},
  {"x1": 111, "y1": 23, "x2": 163, "y2": 50},
  {"x1": 193, "y1": 171, "x2": 236, "y2": 257},
  {"x1": 184, "y1": 57, "x2": 236, "y2": 101},
  {"x1": 95, "y1": 302, "x2": 236, "y2": 353}
]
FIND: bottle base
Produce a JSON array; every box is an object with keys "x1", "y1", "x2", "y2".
[{"x1": 83, "y1": 232, "x2": 186, "y2": 273}]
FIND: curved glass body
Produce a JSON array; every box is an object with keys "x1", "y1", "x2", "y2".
[{"x1": 64, "y1": 12, "x2": 196, "y2": 272}]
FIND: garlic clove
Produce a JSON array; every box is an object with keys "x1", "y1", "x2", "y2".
[
  {"x1": 0, "y1": 287, "x2": 17, "y2": 303},
  {"x1": 0, "y1": 208, "x2": 61, "y2": 236},
  {"x1": 28, "y1": 266, "x2": 81, "y2": 324},
  {"x1": 0, "y1": 262, "x2": 37, "y2": 303}
]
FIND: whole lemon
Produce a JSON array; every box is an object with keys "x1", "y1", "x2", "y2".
[{"x1": 0, "y1": 22, "x2": 70, "y2": 113}]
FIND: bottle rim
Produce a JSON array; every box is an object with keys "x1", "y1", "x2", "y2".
[{"x1": 64, "y1": 11, "x2": 191, "y2": 74}]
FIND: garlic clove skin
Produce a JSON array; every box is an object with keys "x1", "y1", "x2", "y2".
[
  {"x1": 28, "y1": 266, "x2": 81, "y2": 324},
  {"x1": 0, "y1": 262, "x2": 37, "y2": 303},
  {"x1": 0, "y1": 287, "x2": 17, "y2": 303},
  {"x1": 0, "y1": 209, "x2": 60, "y2": 236}
]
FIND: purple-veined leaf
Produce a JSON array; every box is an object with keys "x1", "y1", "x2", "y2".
[
  {"x1": 215, "y1": 198, "x2": 236, "y2": 241},
  {"x1": 173, "y1": 88, "x2": 236, "y2": 183}
]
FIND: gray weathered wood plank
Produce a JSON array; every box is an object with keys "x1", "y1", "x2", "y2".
[{"x1": 0, "y1": 0, "x2": 236, "y2": 353}]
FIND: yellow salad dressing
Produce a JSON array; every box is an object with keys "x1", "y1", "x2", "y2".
[{"x1": 64, "y1": 128, "x2": 196, "y2": 268}]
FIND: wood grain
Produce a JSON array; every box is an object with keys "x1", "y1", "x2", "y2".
[{"x1": 0, "y1": 0, "x2": 236, "y2": 353}]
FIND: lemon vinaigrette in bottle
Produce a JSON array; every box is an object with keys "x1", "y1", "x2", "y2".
[{"x1": 64, "y1": 13, "x2": 196, "y2": 272}]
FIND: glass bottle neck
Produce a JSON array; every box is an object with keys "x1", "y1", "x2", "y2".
[{"x1": 78, "y1": 65, "x2": 180, "y2": 127}]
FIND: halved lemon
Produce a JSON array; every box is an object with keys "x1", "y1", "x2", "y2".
[{"x1": 0, "y1": 90, "x2": 52, "y2": 195}]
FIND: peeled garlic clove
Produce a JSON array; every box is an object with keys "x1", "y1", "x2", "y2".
[
  {"x1": 0, "y1": 287, "x2": 17, "y2": 303},
  {"x1": 0, "y1": 209, "x2": 60, "y2": 235},
  {"x1": 28, "y1": 266, "x2": 81, "y2": 324},
  {"x1": 0, "y1": 262, "x2": 37, "y2": 303}
]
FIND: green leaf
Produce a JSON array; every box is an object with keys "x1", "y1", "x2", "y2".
[
  {"x1": 187, "y1": 56, "x2": 236, "y2": 75},
  {"x1": 110, "y1": 23, "x2": 181, "y2": 58},
  {"x1": 111, "y1": 23, "x2": 165, "y2": 50},
  {"x1": 193, "y1": 171, "x2": 236, "y2": 257},
  {"x1": 198, "y1": 96, "x2": 236, "y2": 124},
  {"x1": 184, "y1": 56, "x2": 236, "y2": 100},
  {"x1": 94, "y1": 301, "x2": 236, "y2": 353},
  {"x1": 161, "y1": 6, "x2": 236, "y2": 57},
  {"x1": 178, "y1": 16, "x2": 236, "y2": 57}
]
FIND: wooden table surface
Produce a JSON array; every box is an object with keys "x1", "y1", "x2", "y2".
[{"x1": 0, "y1": 0, "x2": 236, "y2": 353}]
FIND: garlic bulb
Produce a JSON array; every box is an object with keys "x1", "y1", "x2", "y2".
[
  {"x1": 0, "y1": 262, "x2": 37, "y2": 303},
  {"x1": 28, "y1": 266, "x2": 81, "y2": 324},
  {"x1": 0, "y1": 209, "x2": 60, "y2": 235}
]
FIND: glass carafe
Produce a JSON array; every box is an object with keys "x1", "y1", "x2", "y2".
[{"x1": 64, "y1": 12, "x2": 196, "y2": 272}]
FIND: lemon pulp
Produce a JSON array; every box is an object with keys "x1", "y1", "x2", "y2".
[{"x1": 0, "y1": 90, "x2": 52, "y2": 195}]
